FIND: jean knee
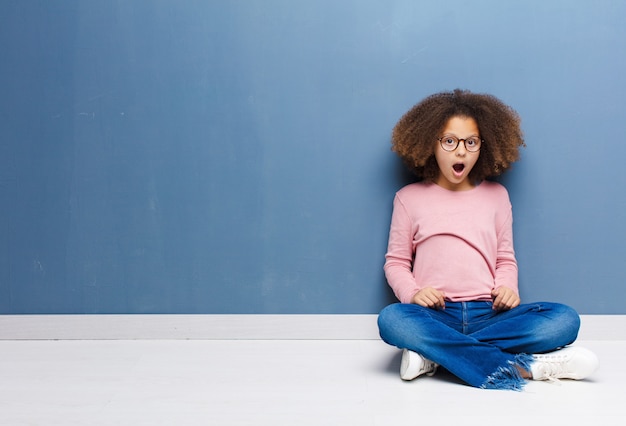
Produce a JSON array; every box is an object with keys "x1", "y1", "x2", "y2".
[
  {"x1": 377, "y1": 304, "x2": 401, "y2": 338},
  {"x1": 560, "y1": 304, "x2": 581, "y2": 343},
  {"x1": 378, "y1": 303, "x2": 422, "y2": 345},
  {"x1": 537, "y1": 302, "x2": 581, "y2": 346}
]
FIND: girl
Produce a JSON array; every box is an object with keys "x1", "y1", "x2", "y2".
[{"x1": 377, "y1": 89, "x2": 598, "y2": 390}]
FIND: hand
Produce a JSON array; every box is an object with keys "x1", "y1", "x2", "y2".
[
  {"x1": 491, "y1": 287, "x2": 520, "y2": 311},
  {"x1": 412, "y1": 287, "x2": 446, "y2": 310}
]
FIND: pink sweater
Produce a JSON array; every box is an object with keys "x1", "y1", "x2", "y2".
[{"x1": 384, "y1": 181, "x2": 518, "y2": 304}]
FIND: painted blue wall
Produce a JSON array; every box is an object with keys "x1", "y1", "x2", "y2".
[{"x1": 1, "y1": 0, "x2": 625, "y2": 314}]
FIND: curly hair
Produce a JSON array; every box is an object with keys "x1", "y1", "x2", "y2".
[{"x1": 392, "y1": 89, "x2": 525, "y2": 183}]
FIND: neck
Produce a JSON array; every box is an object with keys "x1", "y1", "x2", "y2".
[{"x1": 434, "y1": 176, "x2": 475, "y2": 191}]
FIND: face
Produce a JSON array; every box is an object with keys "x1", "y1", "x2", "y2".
[{"x1": 434, "y1": 116, "x2": 481, "y2": 191}]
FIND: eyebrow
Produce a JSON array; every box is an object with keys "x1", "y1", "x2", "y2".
[{"x1": 441, "y1": 133, "x2": 481, "y2": 138}]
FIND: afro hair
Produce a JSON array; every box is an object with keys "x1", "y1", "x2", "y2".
[{"x1": 392, "y1": 89, "x2": 526, "y2": 183}]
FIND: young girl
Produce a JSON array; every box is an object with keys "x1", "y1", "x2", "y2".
[{"x1": 377, "y1": 89, "x2": 599, "y2": 390}]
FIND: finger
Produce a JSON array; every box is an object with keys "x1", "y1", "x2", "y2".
[
  {"x1": 492, "y1": 293, "x2": 503, "y2": 309},
  {"x1": 499, "y1": 294, "x2": 517, "y2": 310},
  {"x1": 437, "y1": 294, "x2": 446, "y2": 309},
  {"x1": 422, "y1": 293, "x2": 442, "y2": 309},
  {"x1": 416, "y1": 294, "x2": 434, "y2": 308},
  {"x1": 426, "y1": 294, "x2": 440, "y2": 308}
]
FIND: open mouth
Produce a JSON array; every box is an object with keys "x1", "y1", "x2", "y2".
[{"x1": 453, "y1": 163, "x2": 465, "y2": 173}]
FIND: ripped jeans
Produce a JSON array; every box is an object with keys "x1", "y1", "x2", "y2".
[{"x1": 377, "y1": 301, "x2": 580, "y2": 390}]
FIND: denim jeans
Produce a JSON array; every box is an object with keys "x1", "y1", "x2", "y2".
[{"x1": 377, "y1": 301, "x2": 580, "y2": 390}]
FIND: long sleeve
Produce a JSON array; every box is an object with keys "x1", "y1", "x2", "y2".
[
  {"x1": 493, "y1": 206, "x2": 519, "y2": 294},
  {"x1": 383, "y1": 195, "x2": 420, "y2": 304}
]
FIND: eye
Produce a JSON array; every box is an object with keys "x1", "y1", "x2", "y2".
[
  {"x1": 466, "y1": 138, "x2": 479, "y2": 147},
  {"x1": 442, "y1": 136, "x2": 457, "y2": 146}
]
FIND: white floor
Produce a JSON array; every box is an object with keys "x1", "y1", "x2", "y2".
[{"x1": 0, "y1": 338, "x2": 624, "y2": 425}]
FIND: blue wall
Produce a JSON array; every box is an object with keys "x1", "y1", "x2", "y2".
[{"x1": 1, "y1": 0, "x2": 625, "y2": 314}]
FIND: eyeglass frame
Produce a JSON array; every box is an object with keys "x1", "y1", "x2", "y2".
[{"x1": 437, "y1": 135, "x2": 483, "y2": 153}]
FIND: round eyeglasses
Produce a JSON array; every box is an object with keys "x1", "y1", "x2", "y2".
[{"x1": 438, "y1": 135, "x2": 482, "y2": 152}]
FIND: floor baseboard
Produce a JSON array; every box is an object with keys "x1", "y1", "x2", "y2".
[{"x1": 1, "y1": 314, "x2": 624, "y2": 340}]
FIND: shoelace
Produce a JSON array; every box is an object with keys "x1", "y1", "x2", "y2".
[
  {"x1": 534, "y1": 354, "x2": 570, "y2": 384},
  {"x1": 542, "y1": 374, "x2": 562, "y2": 384},
  {"x1": 422, "y1": 360, "x2": 438, "y2": 376}
]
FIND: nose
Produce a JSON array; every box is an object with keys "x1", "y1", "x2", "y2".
[{"x1": 455, "y1": 140, "x2": 468, "y2": 155}]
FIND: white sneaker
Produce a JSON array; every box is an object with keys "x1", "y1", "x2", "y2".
[
  {"x1": 400, "y1": 349, "x2": 438, "y2": 381},
  {"x1": 530, "y1": 346, "x2": 599, "y2": 382}
]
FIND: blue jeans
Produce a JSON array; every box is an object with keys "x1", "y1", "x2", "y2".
[{"x1": 377, "y1": 301, "x2": 580, "y2": 390}]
